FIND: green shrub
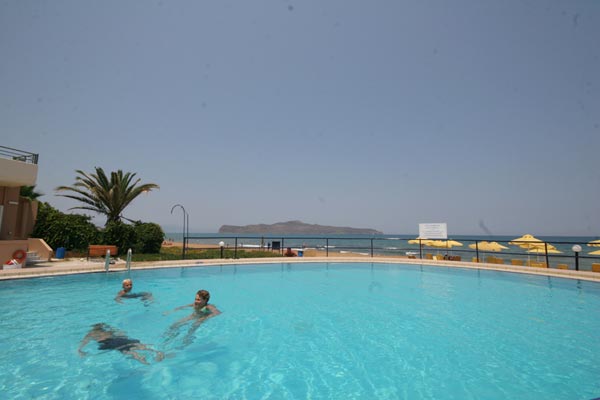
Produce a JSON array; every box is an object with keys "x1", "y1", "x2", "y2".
[
  {"x1": 32, "y1": 202, "x2": 99, "y2": 250},
  {"x1": 101, "y1": 221, "x2": 136, "y2": 254},
  {"x1": 133, "y1": 222, "x2": 164, "y2": 254}
]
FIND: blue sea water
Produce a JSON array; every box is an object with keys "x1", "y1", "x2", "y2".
[{"x1": 1, "y1": 262, "x2": 599, "y2": 399}]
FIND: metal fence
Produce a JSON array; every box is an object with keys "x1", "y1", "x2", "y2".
[
  {"x1": 0, "y1": 145, "x2": 39, "y2": 164},
  {"x1": 181, "y1": 235, "x2": 600, "y2": 272}
]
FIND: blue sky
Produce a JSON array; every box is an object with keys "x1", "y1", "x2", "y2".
[{"x1": 2, "y1": 1, "x2": 599, "y2": 236}]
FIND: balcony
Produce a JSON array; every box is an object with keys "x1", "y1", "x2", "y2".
[{"x1": 0, "y1": 146, "x2": 39, "y2": 187}]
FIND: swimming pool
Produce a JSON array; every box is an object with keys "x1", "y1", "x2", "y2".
[{"x1": 1, "y1": 262, "x2": 599, "y2": 399}]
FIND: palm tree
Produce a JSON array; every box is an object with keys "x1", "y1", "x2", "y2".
[
  {"x1": 20, "y1": 185, "x2": 43, "y2": 200},
  {"x1": 55, "y1": 167, "x2": 159, "y2": 225}
]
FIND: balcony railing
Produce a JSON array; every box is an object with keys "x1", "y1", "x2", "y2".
[{"x1": 0, "y1": 146, "x2": 39, "y2": 164}]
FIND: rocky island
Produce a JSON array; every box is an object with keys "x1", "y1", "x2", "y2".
[{"x1": 218, "y1": 220, "x2": 383, "y2": 235}]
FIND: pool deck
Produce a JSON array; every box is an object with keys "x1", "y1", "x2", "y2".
[{"x1": 2, "y1": 256, "x2": 600, "y2": 283}]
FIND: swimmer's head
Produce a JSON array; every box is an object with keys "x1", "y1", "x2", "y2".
[
  {"x1": 91, "y1": 323, "x2": 109, "y2": 332},
  {"x1": 195, "y1": 289, "x2": 210, "y2": 306},
  {"x1": 122, "y1": 279, "x2": 133, "y2": 292}
]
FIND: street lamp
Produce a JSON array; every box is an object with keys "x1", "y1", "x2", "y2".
[
  {"x1": 219, "y1": 241, "x2": 225, "y2": 258},
  {"x1": 572, "y1": 244, "x2": 582, "y2": 271},
  {"x1": 171, "y1": 204, "x2": 188, "y2": 259}
]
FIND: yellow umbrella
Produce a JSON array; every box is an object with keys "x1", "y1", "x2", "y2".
[
  {"x1": 469, "y1": 241, "x2": 508, "y2": 252},
  {"x1": 428, "y1": 240, "x2": 449, "y2": 248},
  {"x1": 509, "y1": 234, "x2": 545, "y2": 250},
  {"x1": 492, "y1": 242, "x2": 509, "y2": 250},
  {"x1": 587, "y1": 240, "x2": 600, "y2": 248},
  {"x1": 413, "y1": 239, "x2": 463, "y2": 248},
  {"x1": 527, "y1": 247, "x2": 562, "y2": 254},
  {"x1": 588, "y1": 249, "x2": 600, "y2": 255},
  {"x1": 408, "y1": 237, "x2": 433, "y2": 246}
]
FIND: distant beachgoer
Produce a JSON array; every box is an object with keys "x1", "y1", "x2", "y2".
[
  {"x1": 115, "y1": 279, "x2": 153, "y2": 303},
  {"x1": 164, "y1": 290, "x2": 221, "y2": 346},
  {"x1": 78, "y1": 323, "x2": 164, "y2": 364},
  {"x1": 267, "y1": 242, "x2": 271, "y2": 251},
  {"x1": 284, "y1": 247, "x2": 297, "y2": 257}
]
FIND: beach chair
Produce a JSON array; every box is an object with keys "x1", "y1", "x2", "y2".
[
  {"x1": 511, "y1": 259, "x2": 524, "y2": 266},
  {"x1": 485, "y1": 256, "x2": 496, "y2": 264},
  {"x1": 424, "y1": 253, "x2": 433, "y2": 260},
  {"x1": 471, "y1": 257, "x2": 479, "y2": 263},
  {"x1": 556, "y1": 264, "x2": 568, "y2": 270},
  {"x1": 592, "y1": 263, "x2": 600, "y2": 273},
  {"x1": 494, "y1": 258, "x2": 504, "y2": 265},
  {"x1": 531, "y1": 262, "x2": 547, "y2": 268}
]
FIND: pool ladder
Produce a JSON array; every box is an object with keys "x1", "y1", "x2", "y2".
[
  {"x1": 103, "y1": 248, "x2": 132, "y2": 273},
  {"x1": 104, "y1": 250, "x2": 111, "y2": 272},
  {"x1": 126, "y1": 248, "x2": 132, "y2": 273}
]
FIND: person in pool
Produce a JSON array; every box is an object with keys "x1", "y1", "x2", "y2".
[
  {"x1": 115, "y1": 279, "x2": 153, "y2": 303},
  {"x1": 165, "y1": 290, "x2": 221, "y2": 345},
  {"x1": 78, "y1": 323, "x2": 164, "y2": 364}
]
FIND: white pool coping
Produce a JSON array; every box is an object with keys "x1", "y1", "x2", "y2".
[{"x1": 2, "y1": 256, "x2": 600, "y2": 283}]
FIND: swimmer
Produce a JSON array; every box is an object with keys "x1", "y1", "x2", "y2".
[
  {"x1": 115, "y1": 279, "x2": 153, "y2": 303},
  {"x1": 164, "y1": 290, "x2": 221, "y2": 346},
  {"x1": 78, "y1": 323, "x2": 164, "y2": 364}
]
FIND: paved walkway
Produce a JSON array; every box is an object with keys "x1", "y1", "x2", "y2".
[{"x1": 2, "y1": 256, "x2": 600, "y2": 283}]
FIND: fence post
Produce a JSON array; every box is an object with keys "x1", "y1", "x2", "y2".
[
  {"x1": 326, "y1": 238, "x2": 329, "y2": 257},
  {"x1": 234, "y1": 238, "x2": 238, "y2": 259},
  {"x1": 370, "y1": 238, "x2": 374, "y2": 257}
]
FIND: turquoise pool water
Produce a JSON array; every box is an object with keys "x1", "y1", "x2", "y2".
[{"x1": 0, "y1": 262, "x2": 599, "y2": 399}]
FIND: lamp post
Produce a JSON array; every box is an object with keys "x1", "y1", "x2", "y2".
[
  {"x1": 219, "y1": 241, "x2": 225, "y2": 258},
  {"x1": 171, "y1": 204, "x2": 188, "y2": 259},
  {"x1": 572, "y1": 244, "x2": 582, "y2": 271}
]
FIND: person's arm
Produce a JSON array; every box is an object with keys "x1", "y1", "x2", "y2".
[
  {"x1": 163, "y1": 303, "x2": 192, "y2": 315},
  {"x1": 78, "y1": 333, "x2": 92, "y2": 356},
  {"x1": 206, "y1": 304, "x2": 221, "y2": 316},
  {"x1": 115, "y1": 291, "x2": 125, "y2": 303}
]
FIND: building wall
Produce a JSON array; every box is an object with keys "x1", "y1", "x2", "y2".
[
  {"x1": 0, "y1": 186, "x2": 37, "y2": 240},
  {"x1": 0, "y1": 186, "x2": 21, "y2": 240}
]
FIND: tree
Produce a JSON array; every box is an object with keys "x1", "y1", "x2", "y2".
[
  {"x1": 55, "y1": 167, "x2": 159, "y2": 225},
  {"x1": 32, "y1": 202, "x2": 99, "y2": 250},
  {"x1": 20, "y1": 185, "x2": 43, "y2": 200},
  {"x1": 133, "y1": 221, "x2": 164, "y2": 253}
]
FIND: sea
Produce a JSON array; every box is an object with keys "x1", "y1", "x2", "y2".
[{"x1": 165, "y1": 233, "x2": 600, "y2": 272}]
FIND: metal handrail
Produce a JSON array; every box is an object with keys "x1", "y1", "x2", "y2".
[
  {"x1": 181, "y1": 235, "x2": 600, "y2": 272},
  {"x1": 0, "y1": 145, "x2": 39, "y2": 164}
]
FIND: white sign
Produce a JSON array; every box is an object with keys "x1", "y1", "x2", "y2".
[{"x1": 419, "y1": 223, "x2": 448, "y2": 239}]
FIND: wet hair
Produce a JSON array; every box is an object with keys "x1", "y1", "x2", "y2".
[
  {"x1": 122, "y1": 279, "x2": 132, "y2": 285},
  {"x1": 196, "y1": 290, "x2": 210, "y2": 301},
  {"x1": 91, "y1": 322, "x2": 110, "y2": 331}
]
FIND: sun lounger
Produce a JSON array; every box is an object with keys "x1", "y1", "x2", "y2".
[
  {"x1": 556, "y1": 264, "x2": 568, "y2": 270},
  {"x1": 592, "y1": 263, "x2": 600, "y2": 273}
]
